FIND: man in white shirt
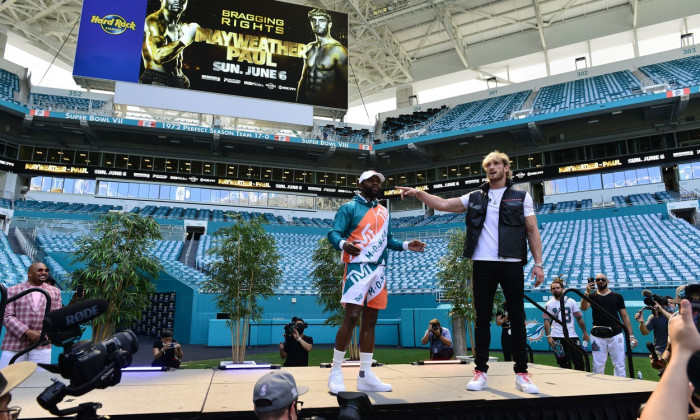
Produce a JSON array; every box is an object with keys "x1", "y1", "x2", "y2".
[
  {"x1": 543, "y1": 278, "x2": 589, "y2": 370},
  {"x1": 398, "y1": 150, "x2": 545, "y2": 394}
]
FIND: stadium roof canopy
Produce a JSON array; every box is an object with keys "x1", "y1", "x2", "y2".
[{"x1": 0, "y1": 0, "x2": 698, "y2": 123}]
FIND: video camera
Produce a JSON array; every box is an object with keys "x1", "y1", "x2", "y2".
[
  {"x1": 35, "y1": 299, "x2": 139, "y2": 419},
  {"x1": 284, "y1": 317, "x2": 308, "y2": 341},
  {"x1": 337, "y1": 392, "x2": 372, "y2": 420},
  {"x1": 642, "y1": 289, "x2": 670, "y2": 307}
]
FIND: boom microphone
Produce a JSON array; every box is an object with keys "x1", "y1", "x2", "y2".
[
  {"x1": 43, "y1": 299, "x2": 108, "y2": 332},
  {"x1": 641, "y1": 289, "x2": 669, "y2": 306},
  {"x1": 646, "y1": 342, "x2": 659, "y2": 363}
]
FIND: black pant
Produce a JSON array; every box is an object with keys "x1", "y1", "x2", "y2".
[
  {"x1": 430, "y1": 347, "x2": 454, "y2": 360},
  {"x1": 473, "y1": 260, "x2": 528, "y2": 374},
  {"x1": 552, "y1": 337, "x2": 584, "y2": 371},
  {"x1": 501, "y1": 328, "x2": 512, "y2": 362},
  {"x1": 152, "y1": 357, "x2": 180, "y2": 369}
]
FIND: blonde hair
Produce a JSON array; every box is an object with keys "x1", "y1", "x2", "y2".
[{"x1": 482, "y1": 150, "x2": 512, "y2": 179}]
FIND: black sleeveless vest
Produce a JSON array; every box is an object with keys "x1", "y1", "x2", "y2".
[{"x1": 462, "y1": 179, "x2": 528, "y2": 265}]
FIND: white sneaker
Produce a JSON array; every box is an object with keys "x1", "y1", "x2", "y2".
[
  {"x1": 357, "y1": 371, "x2": 392, "y2": 392},
  {"x1": 466, "y1": 370, "x2": 488, "y2": 391},
  {"x1": 515, "y1": 372, "x2": 539, "y2": 394},
  {"x1": 328, "y1": 371, "x2": 345, "y2": 394}
]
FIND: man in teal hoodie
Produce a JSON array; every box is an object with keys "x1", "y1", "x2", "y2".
[{"x1": 327, "y1": 170, "x2": 426, "y2": 394}]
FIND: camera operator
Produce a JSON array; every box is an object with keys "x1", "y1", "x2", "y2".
[
  {"x1": 0, "y1": 361, "x2": 36, "y2": 420},
  {"x1": 151, "y1": 329, "x2": 183, "y2": 369},
  {"x1": 635, "y1": 296, "x2": 675, "y2": 357},
  {"x1": 495, "y1": 301, "x2": 512, "y2": 362},
  {"x1": 640, "y1": 298, "x2": 700, "y2": 420},
  {"x1": 421, "y1": 319, "x2": 453, "y2": 360},
  {"x1": 279, "y1": 318, "x2": 313, "y2": 367},
  {"x1": 651, "y1": 285, "x2": 698, "y2": 373}
]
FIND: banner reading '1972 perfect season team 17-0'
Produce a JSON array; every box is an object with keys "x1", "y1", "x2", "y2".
[{"x1": 73, "y1": 0, "x2": 349, "y2": 110}]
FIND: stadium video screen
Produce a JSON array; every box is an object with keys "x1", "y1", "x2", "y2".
[{"x1": 73, "y1": 0, "x2": 349, "y2": 110}]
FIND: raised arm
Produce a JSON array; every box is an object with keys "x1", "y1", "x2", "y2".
[
  {"x1": 397, "y1": 187, "x2": 466, "y2": 213},
  {"x1": 144, "y1": 18, "x2": 198, "y2": 65},
  {"x1": 580, "y1": 283, "x2": 594, "y2": 311},
  {"x1": 635, "y1": 311, "x2": 651, "y2": 336}
]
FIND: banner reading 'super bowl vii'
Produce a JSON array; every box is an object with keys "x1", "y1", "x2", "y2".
[{"x1": 73, "y1": 0, "x2": 349, "y2": 110}]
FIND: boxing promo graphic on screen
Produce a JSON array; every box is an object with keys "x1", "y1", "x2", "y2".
[{"x1": 73, "y1": 0, "x2": 349, "y2": 110}]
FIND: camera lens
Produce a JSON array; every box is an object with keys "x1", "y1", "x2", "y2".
[{"x1": 99, "y1": 330, "x2": 139, "y2": 356}]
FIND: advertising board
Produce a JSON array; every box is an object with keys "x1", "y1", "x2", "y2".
[{"x1": 73, "y1": 0, "x2": 349, "y2": 110}]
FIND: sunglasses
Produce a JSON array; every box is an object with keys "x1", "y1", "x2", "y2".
[{"x1": 293, "y1": 400, "x2": 303, "y2": 415}]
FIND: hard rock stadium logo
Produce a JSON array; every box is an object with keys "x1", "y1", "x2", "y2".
[{"x1": 90, "y1": 15, "x2": 136, "y2": 35}]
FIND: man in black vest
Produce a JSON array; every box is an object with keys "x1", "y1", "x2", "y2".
[{"x1": 398, "y1": 150, "x2": 544, "y2": 394}]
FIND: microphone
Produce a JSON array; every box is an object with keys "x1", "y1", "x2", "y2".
[
  {"x1": 646, "y1": 342, "x2": 659, "y2": 363},
  {"x1": 641, "y1": 290, "x2": 669, "y2": 306},
  {"x1": 43, "y1": 299, "x2": 108, "y2": 333}
]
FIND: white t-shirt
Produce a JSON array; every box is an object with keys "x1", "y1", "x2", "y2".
[
  {"x1": 543, "y1": 297, "x2": 582, "y2": 338},
  {"x1": 460, "y1": 187, "x2": 534, "y2": 262}
]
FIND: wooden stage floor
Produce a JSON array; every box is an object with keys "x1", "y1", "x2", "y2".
[{"x1": 12, "y1": 362, "x2": 657, "y2": 419}]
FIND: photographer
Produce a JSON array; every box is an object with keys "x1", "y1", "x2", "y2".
[
  {"x1": 279, "y1": 318, "x2": 313, "y2": 367},
  {"x1": 421, "y1": 319, "x2": 453, "y2": 360},
  {"x1": 580, "y1": 273, "x2": 636, "y2": 377},
  {"x1": 151, "y1": 329, "x2": 183, "y2": 369}
]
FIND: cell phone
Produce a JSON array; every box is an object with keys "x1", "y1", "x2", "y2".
[
  {"x1": 75, "y1": 283, "x2": 85, "y2": 297},
  {"x1": 587, "y1": 277, "x2": 595, "y2": 284}
]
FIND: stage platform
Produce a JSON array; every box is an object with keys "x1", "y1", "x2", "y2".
[{"x1": 12, "y1": 362, "x2": 656, "y2": 419}]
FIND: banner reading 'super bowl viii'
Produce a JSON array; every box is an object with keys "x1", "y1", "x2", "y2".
[{"x1": 73, "y1": 0, "x2": 349, "y2": 110}]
